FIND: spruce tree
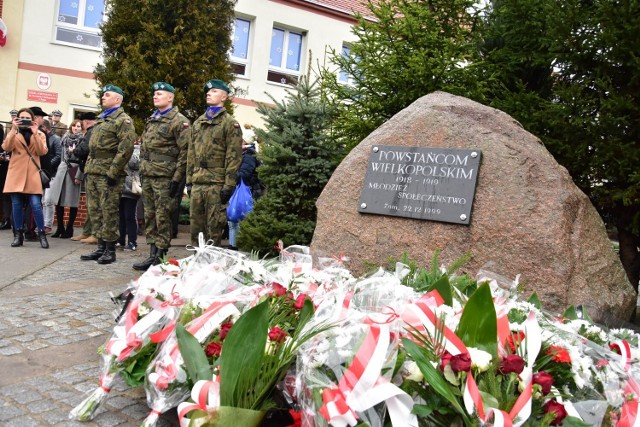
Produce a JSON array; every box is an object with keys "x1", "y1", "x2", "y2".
[
  {"x1": 237, "y1": 77, "x2": 340, "y2": 255},
  {"x1": 94, "y1": 0, "x2": 236, "y2": 129},
  {"x1": 480, "y1": 0, "x2": 640, "y2": 293},
  {"x1": 321, "y1": 0, "x2": 486, "y2": 151}
]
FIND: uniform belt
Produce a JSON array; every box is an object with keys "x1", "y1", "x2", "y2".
[
  {"x1": 92, "y1": 151, "x2": 116, "y2": 159},
  {"x1": 143, "y1": 153, "x2": 177, "y2": 162}
]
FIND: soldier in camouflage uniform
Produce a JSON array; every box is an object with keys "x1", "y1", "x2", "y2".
[
  {"x1": 133, "y1": 81, "x2": 190, "y2": 271},
  {"x1": 186, "y1": 79, "x2": 243, "y2": 246},
  {"x1": 80, "y1": 84, "x2": 136, "y2": 264}
]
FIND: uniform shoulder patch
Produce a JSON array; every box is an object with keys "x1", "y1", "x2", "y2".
[
  {"x1": 183, "y1": 122, "x2": 190, "y2": 128},
  {"x1": 125, "y1": 119, "x2": 132, "y2": 124},
  {"x1": 233, "y1": 122, "x2": 240, "y2": 128}
]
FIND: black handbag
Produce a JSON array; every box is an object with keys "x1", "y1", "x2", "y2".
[{"x1": 20, "y1": 141, "x2": 50, "y2": 188}]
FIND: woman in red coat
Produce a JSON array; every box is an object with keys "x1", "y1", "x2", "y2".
[{"x1": 1, "y1": 108, "x2": 49, "y2": 248}]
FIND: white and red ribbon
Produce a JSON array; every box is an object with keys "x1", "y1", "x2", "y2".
[
  {"x1": 319, "y1": 322, "x2": 417, "y2": 427},
  {"x1": 177, "y1": 378, "x2": 221, "y2": 427}
]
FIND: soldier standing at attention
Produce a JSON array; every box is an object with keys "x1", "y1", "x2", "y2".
[
  {"x1": 133, "y1": 82, "x2": 190, "y2": 271},
  {"x1": 80, "y1": 84, "x2": 136, "y2": 264},
  {"x1": 186, "y1": 79, "x2": 243, "y2": 246}
]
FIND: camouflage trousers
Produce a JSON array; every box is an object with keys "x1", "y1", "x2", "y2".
[
  {"x1": 86, "y1": 175, "x2": 124, "y2": 242},
  {"x1": 142, "y1": 177, "x2": 177, "y2": 250},
  {"x1": 190, "y1": 184, "x2": 226, "y2": 246}
]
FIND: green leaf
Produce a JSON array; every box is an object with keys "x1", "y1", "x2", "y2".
[
  {"x1": 562, "y1": 305, "x2": 579, "y2": 320},
  {"x1": 402, "y1": 338, "x2": 471, "y2": 425},
  {"x1": 411, "y1": 404, "x2": 434, "y2": 417},
  {"x1": 427, "y1": 275, "x2": 453, "y2": 307},
  {"x1": 456, "y1": 282, "x2": 498, "y2": 357},
  {"x1": 562, "y1": 416, "x2": 595, "y2": 427},
  {"x1": 219, "y1": 300, "x2": 269, "y2": 407},
  {"x1": 527, "y1": 292, "x2": 542, "y2": 309},
  {"x1": 176, "y1": 323, "x2": 212, "y2": 383}
]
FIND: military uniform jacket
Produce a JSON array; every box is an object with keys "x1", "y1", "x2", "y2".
[
  {"x1": 85, "y1": 108, "x2": 136, "y2": 178},
  {"x1": 140, "y1": 108, "x2": 190, "y2": 182},
  {"x1": 186, "y1": 108, "x2": 243, "y2": 189}
]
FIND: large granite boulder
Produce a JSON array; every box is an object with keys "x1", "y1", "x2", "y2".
[{"x1": 311, "y1": 91, "x2": 635, "y2": 322}]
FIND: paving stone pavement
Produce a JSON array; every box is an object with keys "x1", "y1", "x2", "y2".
[{"x1": 0, "y1": 227, "x2": 197, "y2": 426}]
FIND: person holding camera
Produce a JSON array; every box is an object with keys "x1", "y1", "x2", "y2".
[
  {"x1": 46, "y1": 119, "x2": 84, "y2": 238},
  {"x1": 1, "y1": 108, "x2": 49, "y2": 248}
]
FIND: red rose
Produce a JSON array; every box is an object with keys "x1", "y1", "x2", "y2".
[
  {"x1": 219, "y1": 322, "x2": 233, "y2": 341},
  {"x1": 205, "y1": 342, "x2": 222, "y2": 358},
  {"x1": 499, "y1": 354, "x2": 525, "y2": 375},
  {"x1": 450, "y1": 352, "x2": 472, "y2": 373},
  {"x1": 545, "y1": 345, "x2": 571, "y2": 364},
  {"x1": 543, "y1": 399, "x2": 568, "y2": 425},
  {"x1": 268, "y1": 326, "x2": 288, "y2": 343},
  {"x1": 270, "y1": 282, "x2": 287, "y2": 297},
  {"x1": 287, "y1": 409, "x2": 302, "y2": 427},
  {"x1": 440, "y1": 351, "x2": 453, "y2": 371},
  {"x1": 167, "y1": 258, "x2": 179, "y2": 266},
  {"x1": 532, "y1": 371, "x2": 554, "y2": 395},
  {"x1": 293, "y1": 294, "x2": 307, "y2": 310},
  {"x1": 506, "y1": 331, "x2": 525, "y2": 353}
]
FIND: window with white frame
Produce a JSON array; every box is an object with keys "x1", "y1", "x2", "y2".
[
  {"x1": 338, "y1": 44, "x2": 352, "y2": 84},
  {"x1": 55, "y1": 0, "x2": 104, "y2": 49},
  {"x1": 231, "y1": 17, "x2": 252, "y2": 77},
  {"x1": 268, "y1": 27, "x2": 304, "y2": 85}
]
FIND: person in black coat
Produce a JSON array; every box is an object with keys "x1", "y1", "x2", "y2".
[{"x1": 227, "y1": 143, "x2": 261, "y2": 250}]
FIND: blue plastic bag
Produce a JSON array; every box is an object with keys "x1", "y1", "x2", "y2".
[{"x1": 226, "y1": 181, "x2": 253, "y2": 222}]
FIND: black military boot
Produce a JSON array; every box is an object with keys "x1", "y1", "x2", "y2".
[
  {"x1": 38, "y1": 230, "x2": 50, "y2": 249},
  {"x1": 11, "y1": 228, "x2": 24, "y2": 247},
  {"x1": 133, "y1": 244, "x2": 157, "y2": 271},
  {"x1": 81, "y1": 238, "x2": 105, "y2": 260},
  {"x1": 97, "y1": 241, "x2": 117, "y2": 264},
  {"x1": 154, "y1": 247, "x2": 168, "y2": 266}
]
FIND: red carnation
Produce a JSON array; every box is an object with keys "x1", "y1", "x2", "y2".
[
  {"x1": 499, "y1": 354, "x2": 525, "y2": 375},
  {"x1": 545, "y1": 345, "x2": 571, "y2": 364},
  {"x1": 293, "y1": 294, "x2": 307, "y2": 310},
  {"x1": 205, "y1": 342, "x2": 222, "y2": 358},
  {"x1": 219, "y1": 322, "x2": 233, "y2": 341},
  {"x1": 506, "y1": 331, "x2": 525, "y2": 353},
  {"x1": 543, "y1": 399, "x2": 568, "y2": 425},
  {"x1": 450, "y1": 353, "x2": 472, "y2": 373},
  {"x1": 268, "y1": 326, "x2": 288, "y2": 343},
  {"x1": 532, "y1": 371, "x2": 554, "y2": 395},
  {"x1": 167, "y1": 258, "x2": 179, "y2": 266},
  {"x1": 270, "y1": 282, "x2": 287, "y2": 297}
]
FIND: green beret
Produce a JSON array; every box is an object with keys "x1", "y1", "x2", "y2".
[
  {"x1": 151, "y1": 81, "x2": 175, "y2": 94},
  {"x1": 101, "y1": 84, "x2": 125, "y2": 97},
  {"x1": 204, "y1": 79, "x2": 230, "y2": 94}
]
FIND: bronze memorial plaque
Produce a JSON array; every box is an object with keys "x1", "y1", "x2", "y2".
[{"x1": 358, "y1": 146, "x2": 482, "y2": 225}]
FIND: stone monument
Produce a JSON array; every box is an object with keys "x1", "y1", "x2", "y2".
[{"x1": 311, "y1": 91, "x2": 635, "y2": 322}]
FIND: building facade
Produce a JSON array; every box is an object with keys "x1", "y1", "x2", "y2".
[{"x1": 0, "y1": 0, "x2": 366, "y2": 129}]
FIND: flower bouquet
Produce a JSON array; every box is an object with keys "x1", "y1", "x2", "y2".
[
  {"x1": 140, "y1": 284, "x2": 265, "y2": 427},
  {"x1": 70, "y1": 235, "x2": 253, "y2": 421},
  {"x1": 175, "y1": 280, "x2": 332, "y2": 427},
  {"x1": 296, "y1": 272, "x2": 419, "y2": 427},
  {"x1": 69, "y1": 269, "x2": 187, "y2": 421}
]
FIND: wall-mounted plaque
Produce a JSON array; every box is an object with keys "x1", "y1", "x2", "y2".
[{"x1": 358, "y1": 146, "x2": 482, "y2": 224}]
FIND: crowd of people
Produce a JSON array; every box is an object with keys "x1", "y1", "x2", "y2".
[{"x1": 0, "y1": 78, "x2": 261, "y2": 270}]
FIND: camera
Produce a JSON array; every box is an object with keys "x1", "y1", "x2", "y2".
[{"x1": 18, "y1": 118, "x2": 32, "y2": 127}]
